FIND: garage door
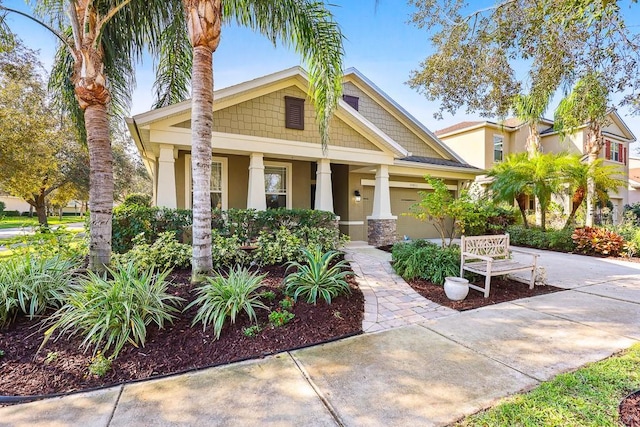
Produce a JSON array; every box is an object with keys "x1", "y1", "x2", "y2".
[{"x1": 391, "y1": 188, "x2": 442, "y2": 240}]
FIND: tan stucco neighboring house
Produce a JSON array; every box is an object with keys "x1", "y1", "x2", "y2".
[
  {"x1": 435, "y1": 112, "x2": 636, "y2": 222},
  {"x1": 628, "y1": 157, "x2": 640, "y2": 205},
  {"x1": 126, "y1": 67, "x2": 480, "y2": 245},
  {"x1": 0, "y1": 192, "x2": 31, "y2": 214}
]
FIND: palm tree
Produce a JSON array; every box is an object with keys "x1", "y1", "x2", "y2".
[
  {"x1": 161, "y1": 1, "x2": 344, "y2": 279},
  {"x1": 554, "y1": 72, "x2": 610, "y2": 226},
  {"x1": 512, "y1": 90, "x2": 552, "y2": 158},
  {"x1": 526, "y1": 152, "x2": 563, "y2": 231},
  {"x1": 488, "y1": 153, "x2": 532, "y2": 228},
  {"x1": 557, "y1": 154, "x2": 627, "y2": 229},
  {"x1": 489, "y1": 152, "x2": 563, "y2": 231},
  {"x1": 1, "y1": 1, "x2": 182, "y2": 271}
]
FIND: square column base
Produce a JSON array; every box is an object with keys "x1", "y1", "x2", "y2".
[{"x1": 367, "y1": 219, "x2": 397, "y2": 246}]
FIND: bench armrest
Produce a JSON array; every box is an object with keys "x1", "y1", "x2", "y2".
[{"x1": 461, "y1": 252, "x2": 495, "y2": 262}]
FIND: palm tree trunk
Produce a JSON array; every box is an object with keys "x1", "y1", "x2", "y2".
[
  {"x1": 191, "y1": 45, "x2": 214, "y2": 279},
  {"x1": 585, "y1": 153, "x2": 597, "y2": 227},
  {"x1": 185, "y1": 0, "x2": 222, "y2": 280},
  {"x1": 516, "y1": 193, "x2": 528, "y2": 228},
  {"x1": 564, "y1": 187, "x2": 585, "y2": 229},
  {"x1": 85, "y1": 103, "x2": 113, "y2": 270}
]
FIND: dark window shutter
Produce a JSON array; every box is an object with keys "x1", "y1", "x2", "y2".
[
  {"x1": 342, "y1": 95, "x2": 359, "y2": 111},
  {"x1": 623, "y1": 145, "x2": 627, "y2": 165},
  {"x1": 605, "y1": 139, "x2": 611, "y2": 159},
  {"x1": 285, "y1": 96, "x2": 305, "y2": 130}
]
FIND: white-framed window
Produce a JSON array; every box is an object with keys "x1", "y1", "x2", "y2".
[
  {"x1": 493, "y1": 135, "x2": 504, "y2": 162},
  {"x1": 264, "y1": 161, "x2": 292, "y2": 209},
  {"x1": 611, "y1": 142, "x2": 620, "y2": 162},
  {"x1": 185, "y1": 155, "x2": 228, "y2": 210}
]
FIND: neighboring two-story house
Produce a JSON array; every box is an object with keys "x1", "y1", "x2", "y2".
[
  {"x1": 435, "y1": 112, "x2": 636, "y2": 222},
  {"x1": 126, "y1": 67, "x2": 480, "y2": 245}
]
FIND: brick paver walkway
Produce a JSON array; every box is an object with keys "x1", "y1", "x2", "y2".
[{"x1": 344, "y1": 242, "x2": 457, "y2": 333}]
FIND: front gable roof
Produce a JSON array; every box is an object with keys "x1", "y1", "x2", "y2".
[
  {"x1": 128, "y1": 66, "x2": 415, "y2": 158},
  {"x1": 342, "y1": 68, "x2": 465, "y2": 163}
]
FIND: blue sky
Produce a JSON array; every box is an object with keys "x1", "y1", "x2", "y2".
[{"x1": 3, "y1": 0, "x2": 639, "y2": 153}]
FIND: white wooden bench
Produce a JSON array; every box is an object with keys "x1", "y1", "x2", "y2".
[{"x1": 460, "y1": 234, "x2": 539, "y2": 298}]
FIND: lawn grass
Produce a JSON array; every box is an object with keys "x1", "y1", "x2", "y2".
[
  {"x1": 458, "y1": 343, "x2": 640, "y2": 427},
  {"x1": 0, "y1": 216, "x2": 84, "y2": 230}
]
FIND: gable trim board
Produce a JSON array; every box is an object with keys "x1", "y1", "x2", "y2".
[{"x1": 127, "y1": 67, "x2": 480, "y2": 242}]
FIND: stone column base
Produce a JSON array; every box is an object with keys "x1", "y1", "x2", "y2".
[{"x1": 367, "y1": 219, "x2": 397, "y2": 246}]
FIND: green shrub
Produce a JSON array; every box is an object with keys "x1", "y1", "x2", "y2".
[
  {"x1": 391, "y1": 241, "x2": 460, "y2": 284},
  {"x1": 43, "y1": 263, "x2": 183, "y2": 358},
  {"x1": 114, "y1": 231, "x2": 192, "y2": 270},
  {"x1": 506, "y1": 225, "x2": 576, "y2": 252},
  {"x1": 268, "y1": 309, "x2": 295, "y2": 327},
  {"x1": 546, "y1": 228, "x2": 576, "y2": 252},
  {"x1": 284, "y1": 246, "x2": 352, "y2": 304},
  {"x1": 187, "y1": 266, "x2": 268, "y2": 339},
  {"x1": 121, "y1": 193, "x2": 152, "y2": 208},
  {"x1": 112, "y1": 206, "x2": 192, "y2": 253},
  {"x1": 255, "y1": 226, "x2": 303, "y2": 265},
  {"x1": 88, "y1": 351, "x2": 112, "y2": 377},
  {"x1": 211, "y1": 230, "x2": 248, "y2": 269},
  {"x1": 572, "y1": 226, "x2": 625, "y2": 256},
  {"x1": 6, "y1": 226, "x2": 87, "y2": 261},
  {"x1": 242, "y1": 324, "x2": 262, "y2": 337},
  {"x1": 0, "y1": 255, "x2": 76, "y2": 327},
  {"x1": 0, "y1": 201, "x2": 4, "y2": 215}
]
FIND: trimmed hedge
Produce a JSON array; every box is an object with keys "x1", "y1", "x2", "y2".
[
  {"x1": 112, "y1": 207, "x2": 341, "y2": 254},
  {"x1": 506, "y1": 225, "x2": 575, "y2": 252}
]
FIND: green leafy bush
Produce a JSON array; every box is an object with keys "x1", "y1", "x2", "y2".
[
  {"x1": 187, "y1": 266, "x2": 268, "y2": 339},
  {"x1": 88, "y1": 351, "x2": 113, "y2": 377},
  {"x1": 268, "y1": 309, "x2": 295, "y2": 327},
  {"x1": 391, "y1": 241, "x2": 460, "y2": 284},
  {"x1": 0, "y1": 201, "x2": 4, "y2": 215},
  {"x1": 572, "y1": 226, "x2": 625, "y2": 256},
  {"x1": 0, "y1": 255, "x2": 76, "y2": 327},
  {"x1": 211, "y1": 231, "x2": 248, "y2": 269},
  {"x1": 121, "y1": 193, "x2": 152, "y2": 208},
  {"x1": 5, "y1": 226, "x2": 87, "y2": 261},
  {"x1": 506, "y1": 225, "x2": 576, "y2": 252},
  {"x1": 255, "y1": 226, "x2": 303, "y2": 265},
  {"x1": 284, "y1": 246, "x2": 352, "y2": 304},
  {"x1": 112, "y1": 206, "x2": 192, "y2": 253},
  {"x1": 114, "y1": 231, "x2": 192, "y2": 270},
  {"x1": 44, "y1": 263, "x2": 183, "y2": 358}
]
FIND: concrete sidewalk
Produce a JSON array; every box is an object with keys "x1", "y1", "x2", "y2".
[{"x1": 2, "y1": 246, "x2": 639, "y2": 426}]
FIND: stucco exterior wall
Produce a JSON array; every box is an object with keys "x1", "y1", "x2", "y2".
[
  {"x1": 0, "y1": 195, "x2": 31, "y2": 213},
  {"x1": 342, "y1": 82, "x2": 439, "y2": 158},
  {"x1": 439, "y1": 128, "x2": 488, "y2": 169},
  {"x1": 209, "y1": 86, "x2": 381, "y2": 152}
]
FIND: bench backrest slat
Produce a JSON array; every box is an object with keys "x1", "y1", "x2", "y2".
[{"x1": 461, "y1": 234, "x2": 510, "y2": 258}]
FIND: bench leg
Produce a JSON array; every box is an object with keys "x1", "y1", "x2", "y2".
[
  {"x1": 529, "y1": 268, "x2": 536, "y2": 289},
  {"x1": 484, "y1": 274, "x2": 491, "y2": 298},
  {"x1": 529, "y1": 258, "x2": 537, "y2": 289}
]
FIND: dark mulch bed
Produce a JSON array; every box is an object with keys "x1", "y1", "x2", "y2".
[
  {"x1": 620, "y1": 389, "x2": 640, "y2": 427},
  {"x1": 377, "y1": 244, "x2": 562, "y2": 311},
  {"x1": 407, "y1": 276, "x2": 562, "y2": 311},
  {"x1": 0, "y1": 265, "x2": 364, "y2": 398}
]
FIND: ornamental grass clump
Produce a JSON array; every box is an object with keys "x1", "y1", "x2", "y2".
[
  {"x1": 284, "y1": 246, "x2": 352, "y2": 304},
  {"x1": 42, "y1": 262, "x2": 183, "y2": 358},
  {"x1": 0, "y1": 255, "x2": 76, "y2": 327},
  {"x1": 187, "y1": 267, "x2": 268, "y2": 339}
]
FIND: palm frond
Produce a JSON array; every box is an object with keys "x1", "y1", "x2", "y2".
[{"x1": 224, "y1": 0, "x2": 344, "y2": 151}]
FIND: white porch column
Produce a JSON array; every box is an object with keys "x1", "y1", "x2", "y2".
[
  {"x1": 367, "y1": 164, "x2": 396, "y2": 220},
  {"x1": 156, "y1": 145, "x2": 177, "y2": 208},
  {"x1": 314, "y1": 158, "x2": 334, "y2": 212},
  {"x1": 247, "y1": 152, "x2": 267, "y2": 210}
]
